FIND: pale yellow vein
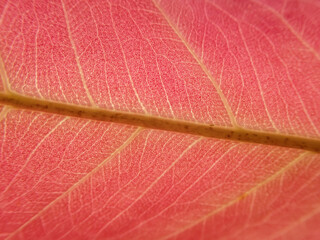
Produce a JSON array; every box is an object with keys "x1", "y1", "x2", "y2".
[
  {"x1": 7, "y1": 127, "x2": 142, "y2": 239},
  {"x1": 61, "y1": 0, "x2": 96, "y2": 106},
  {"x1": 151, "y1": 0, "x2": 238, "y2": 127},
  {"x1": 160, "y1": 151, "x2": 310, "y2": 240}
]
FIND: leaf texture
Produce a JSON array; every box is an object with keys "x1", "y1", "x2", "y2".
[{"x1": 0, "y1": 0, "x2": 320, "y2": 239}]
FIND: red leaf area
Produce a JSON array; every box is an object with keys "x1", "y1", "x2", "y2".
[{"x1": 0, "y1": 0, "x2": 320, "y2": 239}]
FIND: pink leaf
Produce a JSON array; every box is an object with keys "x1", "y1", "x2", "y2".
[{"x1": 0, "y1": 0, "x2": 319, "y2": 239}]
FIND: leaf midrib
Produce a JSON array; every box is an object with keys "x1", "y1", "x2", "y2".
[
  {"x1": 0, "y1": 92, "x2": 319, "y2": 152},
  {"x1": 1, "y1": 1, "x2": 319, "y2": 152}
]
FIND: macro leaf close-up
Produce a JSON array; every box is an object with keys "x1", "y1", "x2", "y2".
[{"x1": 0, "y1": 0, "x2": 320, "y2": 239}]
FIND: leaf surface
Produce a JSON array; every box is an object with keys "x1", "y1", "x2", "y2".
[{"x1": 0, "y1": 0, "x2": 320, "y2": 239}]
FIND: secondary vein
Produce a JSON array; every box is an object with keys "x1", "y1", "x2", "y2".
[{"x1": 151, "y1": 0, "x2": 238, "y2": 126}]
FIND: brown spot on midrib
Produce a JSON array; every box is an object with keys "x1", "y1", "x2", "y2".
[{"x1": 0, "y1": 92, "x2": 319, "y2": 153}]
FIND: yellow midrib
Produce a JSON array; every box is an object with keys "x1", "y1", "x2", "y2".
[{"x1": 0, "y1": 92, "x2": 319, "y2": 152}]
